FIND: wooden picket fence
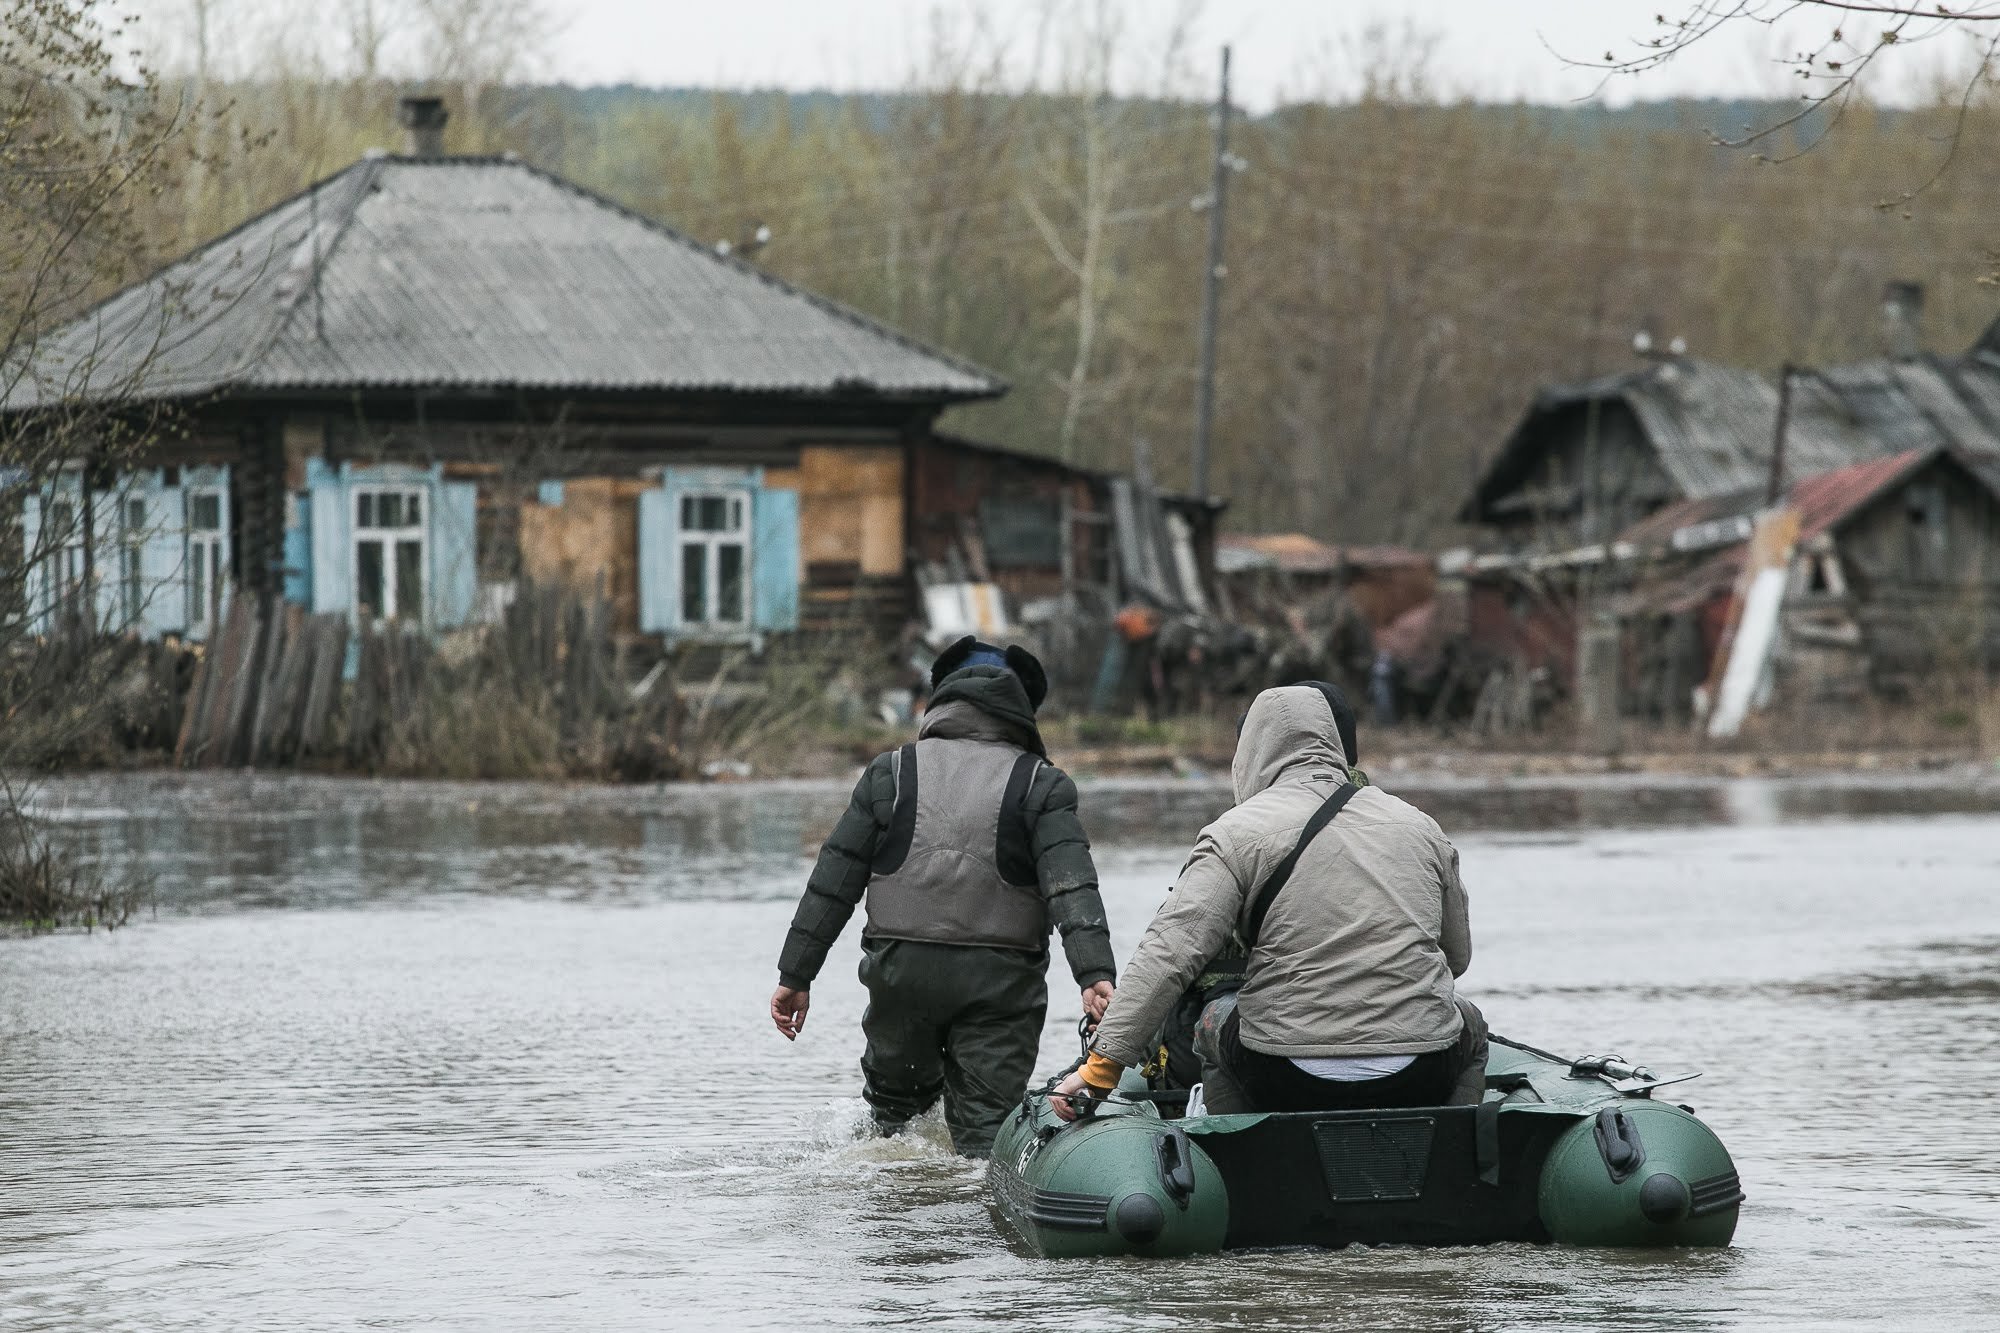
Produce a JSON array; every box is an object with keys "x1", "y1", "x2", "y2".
[
  {"x1": 175, "y1": 598, "x2": 349, "y2": 768},
  {"x1": 172, "y1": 581, "x2": 654, "y2": 774}
]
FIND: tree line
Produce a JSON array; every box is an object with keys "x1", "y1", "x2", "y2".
[{"x1": 25, "y1": 9, "x2": 2000, "y2": 548}]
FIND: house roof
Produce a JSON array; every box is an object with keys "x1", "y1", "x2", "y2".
[
  {"x1": 7, "y1": 154, "x2": 1006, "y2": 410},
  {"x1": 1465, "y1": 344, "x2": 2000, "y2": 525},
  {"x1": 1618, "y1": 447, "x2": 1975, "y2": 556}
]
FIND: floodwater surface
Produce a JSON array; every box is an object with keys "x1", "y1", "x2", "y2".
[{"x1": 4, "y1": 768, "x2": 2000, "y2": 1330}]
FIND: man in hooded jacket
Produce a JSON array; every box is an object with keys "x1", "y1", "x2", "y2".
[
  {"x1": 1053, "y1": 681, "x2": 1481, "y2": 1118},
  {"x1": 771, "y1": 637, "x2": 1116, "y2": 1157}
]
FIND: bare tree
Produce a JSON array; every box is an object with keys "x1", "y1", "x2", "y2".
[
  {"x1": 1, "y1": 0, "x2": 214, "y2": 926},
  {"x1": 412, "y1": 0, "x2": 554, "y2": 112},
  {"x1": 1016, "y1": 0, "x2": 1201, "y2": 464},
  {"x1": 1580, "y1": 2, "x2": 2000, "y2": 167}
]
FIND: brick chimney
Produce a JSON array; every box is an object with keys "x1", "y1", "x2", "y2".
[
  {"x1": 397, "y1": 95, "x2": 449, "y2": 159},
  {"x1": 1881, "y1": 279, "x2": 1924, "y2": 360}
]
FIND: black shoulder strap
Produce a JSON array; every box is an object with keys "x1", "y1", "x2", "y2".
[
  {"x1": 872, "y1": 744, "x2": 920, "y2": 875},
  {"x1": 1243, "y1": 782, "x2": 1359, "y2": 953},
  {"x1": 995, "y1": 752, "x2": 1044, "y2": 886}
]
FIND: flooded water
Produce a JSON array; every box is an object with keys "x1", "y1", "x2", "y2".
[{"x1": 4, "y1": 767, "x2": 2000, "y2": 1330}]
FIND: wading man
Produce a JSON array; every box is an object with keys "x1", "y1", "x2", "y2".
[
  {"x1": 770, "y1": 637, "x2": 1116, "y2": 1157},
  {"x1": 1054, "y1": 681, "x2": 1481, "y2": 1119}
]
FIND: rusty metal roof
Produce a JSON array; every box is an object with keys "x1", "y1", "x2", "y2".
[
  {"x1": 1619, "y1": 447, "x2": 1964, "y2": 555},
  {"x1": 7, "y1": 155, "x2": 1005, "y2": 409}
]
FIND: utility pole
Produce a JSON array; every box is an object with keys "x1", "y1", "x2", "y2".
[
  {"x1": 1190, "y1": 45, "x2": 1231, "y2": 501},
  {"x1": 1766, "y1": 364, "x2": 1794, "y2": 507}
]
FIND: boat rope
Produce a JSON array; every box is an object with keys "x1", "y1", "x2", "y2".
[{"x1": 1488, "y1": 1033, "x2": 1577, "y2": 1066}]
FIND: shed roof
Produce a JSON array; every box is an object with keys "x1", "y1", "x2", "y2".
[
  {"x1": 1619, "y1": 447, "x2": 1973, "y2": 555},
  {"x1": 1466, "y1": 346, "x2": 2000, "y2": 526},
  {"x1": 6, "y1": 154, "x2": 1005, "y2": 410}
]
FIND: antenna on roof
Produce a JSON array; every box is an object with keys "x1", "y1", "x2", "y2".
[
  {"x1": 717, "y1": 223, "x2": 774, "y2": 260},
  {"x1": 1632, "y1": 320, "x2": 1688, "y2": 362}
]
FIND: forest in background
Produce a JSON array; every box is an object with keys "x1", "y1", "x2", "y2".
[{"x1": 33, "y1": 14, "x2": 2000, "y2": 547}]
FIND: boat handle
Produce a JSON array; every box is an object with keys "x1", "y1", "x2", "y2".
[
  {"x1": 1155, "y1": 1126, "x2": 1196, "y2": 1209},
  {"x1": 1594, "y1": 1107, "x2": 1647, "y2": 1183}
]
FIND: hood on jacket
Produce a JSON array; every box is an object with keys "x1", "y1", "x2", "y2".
[
  {"x1": 920, "y1": 665, "x2": 1048, "y2": 757},
  {"x1": 1231, "y1": 684, "x2": 1353, "y2": 804}
]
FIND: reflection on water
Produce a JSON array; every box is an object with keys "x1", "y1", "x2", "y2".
[{"x1": 3, "y1": 769, "x2": 2000, "y2": 1330}]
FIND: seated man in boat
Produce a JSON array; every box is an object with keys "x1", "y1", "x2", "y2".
[
  {"x1": 1053, "y1": 681, "x2": 1482, "y2": 1118},
  {"x1": 769, "y1": 637, "x2": 1117, "y2": 1157}
]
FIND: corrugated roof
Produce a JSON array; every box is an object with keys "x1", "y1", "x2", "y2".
[
  {"x1": 1467, "y1": 346, "x2": 2000, "y2": 525},
  {"x1": 6, "y1": 155, "x2": 1005, "y2": 409},
  {"x1": 1619, "y1": 447, "x2": 1947, "y2": 554}
]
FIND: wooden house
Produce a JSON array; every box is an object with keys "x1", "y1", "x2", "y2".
[
  {"x1": 1614, "y1": 447, "x2": 2000, "y2": 704},
  {"x1": 5, "y1": 99, "x2": 1210, "y2": 658},
  {"x1": 1463, "y1": 296, "x2": 2000, "y2": 552}
]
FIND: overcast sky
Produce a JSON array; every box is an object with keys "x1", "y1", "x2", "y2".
[{"x1": 529, "y1": 0, "x2": 1980, "y2": 107}]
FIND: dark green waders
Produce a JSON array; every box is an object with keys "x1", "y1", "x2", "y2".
[{"x1": 857, "y1": 939, "x2": 1048, "y2": 1158}]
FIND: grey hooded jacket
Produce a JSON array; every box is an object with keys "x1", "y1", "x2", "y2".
[
  {"x1": 776, "y1": 667, "x2": 1115, "y2": 991},
  {"x1": 1091, "y1": 685, "x2": 1470, "y2": 1065}
]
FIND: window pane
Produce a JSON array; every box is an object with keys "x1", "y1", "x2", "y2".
[
  {"x1": 127, "y1": 498, "x2": 146, "y2": 531},
  {"x1": 379, "y1": 493, "x2": 402, "y2": 528},
  {"x1": 681, "y1": 543, "x2": 707, "y2": 623},
  {"x1": 698, "y1": 496, "x2": 727, "y2": 531},
  {"x1": 681, "y1": 495, "x2": 696, "y2": 528},
  {"x1": 356, "y1": 493, "x2": 374, "y2": 529},
  {"x1": 357, "y1": 540, "x2": 384, "y2": 617},
  {"x1": 718, "y1": 543, "x2": 745, "y2": 623},
  {"x1": 395, "y1": 540, "x2": 423, "y2": 621},
  {"x1": 405, "y1": 491, "x2": 421, "y2": 526},
  {"x1": 209, "y1": 547, "x2": 224, "y2": 623},
  {"x1": 730, "y1": 498, "x2": 744, "y2": 531}
]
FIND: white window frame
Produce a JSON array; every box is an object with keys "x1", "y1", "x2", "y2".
[
  {"x1": 186, "y1": 485, "x2": 229, "y2": 640},
  {"x1": 351, "y1": 484, "x2": 429, "y2": 626},
  {"x1": 41, "y1": 492, "x2": 88, "y2": 629},
  {"x1": 119, "y1": 493, "x2": 147, "y2": 630},
  {"x1": 676, "y1": 488, "x2": 752, "y2": 631}
]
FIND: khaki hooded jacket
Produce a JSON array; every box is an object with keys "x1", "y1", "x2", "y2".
[{"x1": 1091, "y1": 685, "x2": 1470, "y2": 1065}]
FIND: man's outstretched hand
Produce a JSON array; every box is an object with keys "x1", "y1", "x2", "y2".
[
  {"x1": 1080, "y1": 981, "x2": 1114, "y2": 1025},
  {"x1": 771, "y1": 985, "x2": 810, "y2": 1040}
]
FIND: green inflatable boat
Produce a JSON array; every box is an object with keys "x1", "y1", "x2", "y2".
[{"x1": 988, "y1": 1036, "x2": 1743, "y2": 1256}]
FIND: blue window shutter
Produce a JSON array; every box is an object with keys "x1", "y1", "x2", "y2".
[
  {"x1": 138, "y1": 473, "x2": 186, "y2": 638},
  {"x1": 430, "y1": 480, "x2": 478, "y2": 628},
  {"x1": 752, "y1": 487, "x2": 800, "y2": 632},
  {"x1": 20, "y1": 492, "x2": 43, "y2": 634},
  {"x1": 282, "y1": 495, "x2": 311, "y2": 607},
  {"x1": 308, "y1": 463, "x2": 350, "y2": 613},
  {"x1": 638, "y1": 487, "x2": 673, "y2": 633}
]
